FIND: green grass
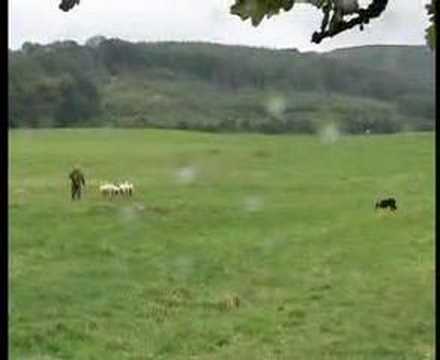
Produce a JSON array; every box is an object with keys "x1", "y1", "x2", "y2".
[{"x1": 9, "y1": 129, "x2": 434, "y2": 359}]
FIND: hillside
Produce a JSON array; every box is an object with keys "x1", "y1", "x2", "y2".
[
  {"x1": 8, "y1": 40, "x2": 435, "y2": 133},
  {"x1": 329, "y1": 45, "x2": 434, "y2": 87}
]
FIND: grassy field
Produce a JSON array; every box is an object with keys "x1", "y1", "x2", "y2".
[{"x1": 9, "y1": 129, "x2": 434, "y2": 360}]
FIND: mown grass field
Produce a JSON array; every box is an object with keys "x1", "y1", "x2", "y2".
[{"x1": 9, "y1": 129, "x2": 434, "y2": 360}]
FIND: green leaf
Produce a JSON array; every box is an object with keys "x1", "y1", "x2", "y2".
[
  {"x1": 230, "y1": 0, "x2": 296, "y2": 27},
  {"x1": 425, "y1": 24, "x2": 435, "y2": 50},
  {"x1": 425, "y1": 0, "x2": 436, "y2": 49}
]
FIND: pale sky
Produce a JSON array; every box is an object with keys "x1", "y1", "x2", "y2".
[{"x1": 8, "y1": 0, "x2": 431, "y2": 52}]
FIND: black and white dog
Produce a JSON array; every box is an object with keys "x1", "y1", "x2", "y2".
[{"x1": 375, "y1": 198, "x2": 397, "y2": 211}]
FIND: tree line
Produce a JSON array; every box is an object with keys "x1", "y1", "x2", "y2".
[{"x1": 8, "y1": 38, "x2": 434, "y2": 134}]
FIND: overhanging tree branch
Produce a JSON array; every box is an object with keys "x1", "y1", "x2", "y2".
[
  {"x1": 57, "y1": 0, "x2": 434, "y2": 49},
  {"x1": 312, "y1": 0, "x2": 389, "y2": 44}
]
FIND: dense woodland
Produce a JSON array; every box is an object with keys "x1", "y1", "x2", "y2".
[{"x1": 9, "y1": 38, "x2": 435, "y2": 134}]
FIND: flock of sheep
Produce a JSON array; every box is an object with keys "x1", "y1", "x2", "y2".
[{"x1": 99, "y1": 181, "x2": 134, "y2": 199}]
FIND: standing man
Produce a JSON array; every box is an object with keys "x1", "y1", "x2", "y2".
[{"x1": 69, "y1": 165, "x2": 86, "y2": 200}]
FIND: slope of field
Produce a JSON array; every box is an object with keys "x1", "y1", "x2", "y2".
[{"x1": 9, "y1": 129, "x2": 434, "y2": 359}]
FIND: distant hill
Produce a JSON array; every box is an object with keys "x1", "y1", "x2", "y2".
[
  {"x1": 8, "y1": 40, "x2": 435, "y2": 133},
  {"x1": 324, "y1": 45, "x2": 434, "y2": 92}
]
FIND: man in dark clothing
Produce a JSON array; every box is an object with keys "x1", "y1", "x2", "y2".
[{"x1": 69, "y1": 166, "x2": 86, "y2": 200}]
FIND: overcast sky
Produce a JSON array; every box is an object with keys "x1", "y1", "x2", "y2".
[{"x1": 8, "y1": 0, "x2": 431, "y2": 52}]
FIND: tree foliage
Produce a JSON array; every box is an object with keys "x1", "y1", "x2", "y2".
[
  {"x1": 9, "y1": 40, "x2": 434, "y2": 132},
  {"x1": 425, "y1": 0, "x2": 436, "y2": 50},
  {"x1": 58, "y1": 0, "x2": 435, "y2": 47},
  {"x1": 9, "y1": 41, "x2": 101, "y2": 128},
  {"x1": 230, "y1": 0, "x2": 389, "y2": 44}
]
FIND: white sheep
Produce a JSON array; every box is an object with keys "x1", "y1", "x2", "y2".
[
  {"x1": 118, "y1": 181, "x2": 134, "y2": 197},
  {"x1": 124, "y1": 181, "x2": 134, "y2": 196},
  {"x1": 99, "y1": 183, "x2": 119, "y2": 199},
  {"x1": 100, "y1": 181, "x2": 134, "y2": 199},
  {"x1": 128, "y1": 183, "x2": 134, "y2": 196},
  {"x1": 117, "y1": 182, "x2": 128, "y2": 196},
  {"x1": 99, "y1": 183, "x2": 112, "y2": 198}
]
